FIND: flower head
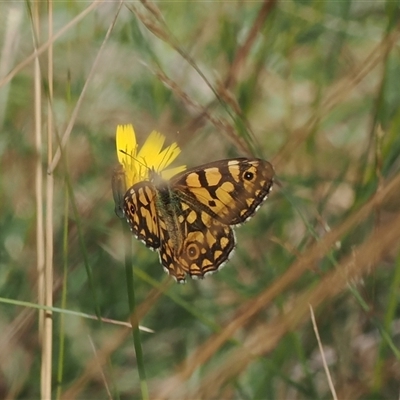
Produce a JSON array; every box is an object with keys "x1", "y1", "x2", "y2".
[{"x1": 115, "y1": 124, "x2": 186, "y2": 189}]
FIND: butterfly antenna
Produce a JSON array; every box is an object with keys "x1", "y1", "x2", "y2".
[
  {"x1": 118, "y1": 150, "x2": 156, "y2": 183},
  {"x1": 119, "y1": 149, "x2": 152, "y2": 171}
]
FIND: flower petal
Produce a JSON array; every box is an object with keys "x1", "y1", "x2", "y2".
[
  {"x1": 157, "y1": 142, "x2": 182, "y2": 172},
  {"x1": 116, "y1": 124, "x2": 137, "y2": 164},
  {"x1": 137, "y1": 131, "x2": 165, "y2": 169},
  {"x1": 116, "y1": 124, "x2": 138, "y2": 187}
]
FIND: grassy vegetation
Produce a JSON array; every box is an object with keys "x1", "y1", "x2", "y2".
[{"x1": 1, "y1": 0, "x2": 400, "y2": 398}]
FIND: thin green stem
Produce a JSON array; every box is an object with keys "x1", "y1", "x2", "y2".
[
  {"x1": 122, "y1": 220, "x2": 149, "y2": 400},
  {"x1": 56, "y1": 185, "x2": 69, "y2": 399}
]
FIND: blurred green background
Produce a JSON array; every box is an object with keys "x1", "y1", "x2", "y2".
[{"x1": 1, "y1": 1, "x2": 400, "y2": 398}]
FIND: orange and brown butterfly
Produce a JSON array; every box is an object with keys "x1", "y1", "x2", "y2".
[{"x1": 113, "y1": 124, "x2": 274, "y2": 283}]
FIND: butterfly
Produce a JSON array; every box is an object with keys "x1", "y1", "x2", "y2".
[{"x1": 122, "y1": 158, "x2": 274, "y2": 282}]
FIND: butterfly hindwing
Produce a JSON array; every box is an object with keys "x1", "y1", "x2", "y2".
[{"x1": 157, "y1": 200, "x2": 235, "y2": 281}]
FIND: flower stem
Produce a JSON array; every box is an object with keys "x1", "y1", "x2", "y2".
[{"x1": 122, "y1": 220, "x2": 149, "y2": 400}]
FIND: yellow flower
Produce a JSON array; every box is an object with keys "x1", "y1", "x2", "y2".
[{"x1": 115, "y1": 124, "x2": 186, "y2": 189}]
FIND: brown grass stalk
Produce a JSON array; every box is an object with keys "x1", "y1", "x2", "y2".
[{"x1": 41, "y1": 1, "x2": 54, "y2": 397}]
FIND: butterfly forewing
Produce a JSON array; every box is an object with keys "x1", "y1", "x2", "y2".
[
  {"x1": 124, "y1": 182, "x2": 161, "y2": 249},
  {"x1": 171, "y1": 158, "x2": 274, "y2": 226}
]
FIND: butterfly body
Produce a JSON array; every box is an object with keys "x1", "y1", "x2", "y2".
[{"x1": 123, "y1": 158, "x2": 274, "y2": 282}]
